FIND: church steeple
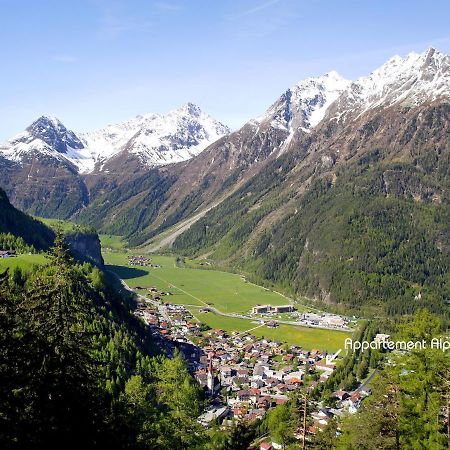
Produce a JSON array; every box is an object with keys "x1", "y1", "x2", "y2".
[{"x1": 207, "y1": 351, "x2": 215, "y2": 394}]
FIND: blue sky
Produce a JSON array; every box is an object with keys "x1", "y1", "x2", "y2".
[{"x1": 1, "y1": 0, "x2": 450, "y2": 139}]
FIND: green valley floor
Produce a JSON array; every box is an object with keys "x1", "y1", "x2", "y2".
[{"x1": 104, "y1": 252, "x2": 350, "y2": 352}]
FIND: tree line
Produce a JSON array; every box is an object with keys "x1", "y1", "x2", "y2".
[{"x1": 0, "y1": 234, "x2": 207, "y2": 448}]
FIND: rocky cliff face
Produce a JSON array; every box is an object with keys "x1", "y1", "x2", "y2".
[
  {"x1": 0, "y1": 187, "x2": 104, "y2": 266},
  {"x1": 65, "y1": 232, "x2": 104, "y2": 267}
]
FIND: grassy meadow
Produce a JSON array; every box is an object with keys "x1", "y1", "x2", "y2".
[
  {"x1": 104, "y1": 253, "x2": 290, "y2": 314},
  {"x1": 190, "y1": 310, "x2": 348, "y2": 352},
  {"x1": 104, "y1": 252, "x2": 351, "y2": 351},
  {"x1": 0, "y1": 253, "x2": 48, "y2": 272},
  {"x1": 100, "y1": 234, "x2": 127, "y2": 251},
  {"x1": 35, "y1": 216, "x2": 92, "y2": 234}
]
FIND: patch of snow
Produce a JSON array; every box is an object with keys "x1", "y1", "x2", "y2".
[
  {"x1": 330, "y1": 47, "x2": 450, "y2": 122},
  {"x1": 255, "y1": 71, "x2": 351, "y2": 132},
  {"x1": 0, "y1": 104, "x2": 230, "y2": 173}
]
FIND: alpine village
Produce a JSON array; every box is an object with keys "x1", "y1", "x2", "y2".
[{"x1": 1, "y1": 2, "x2": 450, "y2": 449}]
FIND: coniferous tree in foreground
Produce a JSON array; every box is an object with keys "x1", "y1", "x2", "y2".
[
  {"x1": 337, "y1": 309, "x2": 449, "y2": 450},
  {"x1": 14, "y1": 232, "x2": 105, "y2": 446},
  {"x1": 154, "y1": 350, "x2": 205, "y2": 449},
  {"x1": 0, "y1": 270, "x2": 20, "y2": 445}
]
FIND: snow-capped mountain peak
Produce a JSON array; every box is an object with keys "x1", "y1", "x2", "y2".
[
  {"x1": 356, "y1": 47, "x2": 449, "y2": 105},
  {"x1": 176, "y1": 102, "x2": 202, "y2": 117},
  {"x1": 256, "y1": 71, "x2": 351, "y2": 132},
  {"x1": 327, "y1": 47, "x2": 450, "y2": 123},
  {"x1": 80, "y1": 103, "x2": 230, "y2": 171},
  {"x1": 18, "y1": 115, "x2": 84, "y2": 154},
  {"x1": 0, "y1": 105, "x2": 230, "y2": 173},
  {"x1": 0, "y1": 115, "x2": 89, "y2": 169},
  {"x1": 293, "y1": 71, "x2": 351, "y2": 128},
  {"x1": 1, "y1": 48, "x2": 448, "y2": 175},
  {"x1": 28, "y1": 115, "x2": 63, "y2": 131}
]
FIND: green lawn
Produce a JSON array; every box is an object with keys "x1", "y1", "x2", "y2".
[
  {"x1": 100, "y1": 234, "x2": 127, "y2": 251},
  {"x1": 0, "y1": 251, "x2": 351, "y2": 351},
  {"x1": 0, "y1": 254, "x2": 48, "y2": 272},
  {"x1": 104, "y1": 252, "x2": 351, "y2": 351},
  {"x1": 35, "y1": 216, "x2": 91, "y2": 234},
  {"x1": 104, "y1": 253, "x2": 291, "y2": 314},
  {"x1": 191, "y1": 310, "x2": 257, "y2": 332},
  {"x1": 252, "y1": 324, "x2": 348, "y2": 352},
  {"x1": 191, "y1": 310, "x2": 349, "y2": 352}
]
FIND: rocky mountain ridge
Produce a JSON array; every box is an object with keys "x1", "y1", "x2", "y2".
[
  {"x1": 0, "y1": 103, "x2": 229, "y2": 173},
  {"x1": 1, "y1": 47, "x2": 449, "y2": 313},
  {"x1": 0, "y1": 47, "x2": 448, "y2": 252}
]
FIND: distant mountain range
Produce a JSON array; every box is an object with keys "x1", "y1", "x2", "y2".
[
  {"x1": 1, "y1": 47, "x2": 449, "y2": 314},
  {"x1": 0, "y1": 102, "x2": 229, "y2": 173}
]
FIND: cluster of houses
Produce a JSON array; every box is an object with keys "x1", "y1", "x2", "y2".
[
  {"x1": 132, "y1": 290, "x2": 370, "y2": 441},
  {"x1": 128, "y1": 255, "x2": 150, "y2": 266},
  {"x1": 133, "y1": 286, "x2": 172, "y2": 301},
  {"x1": 134, "y1": 301, "x2": 159, "y2": 327},
  {"x1": 192, "y1": 330, "x2": 342, "y2": 426},
  {"x1": 164, "y1": 303, "x2": 204, "y2": 342},
  {"x1": 134, "y1": 298, "x2": 202, "y2": 345},
  {"x1": 127, "y1": 255, "x2": 159, "y2": 267}
]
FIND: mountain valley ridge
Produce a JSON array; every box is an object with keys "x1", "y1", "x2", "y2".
[{"x1": 1, "y1": 47, "x2": 449, "y2": 315}]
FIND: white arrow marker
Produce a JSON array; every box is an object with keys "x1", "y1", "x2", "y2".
[{"x1": 326, "y1": 348, "x2": 342, "y2": 364}]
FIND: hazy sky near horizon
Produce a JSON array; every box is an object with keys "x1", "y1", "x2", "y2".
[{"x1": 1, "y1": 0, "x2": 450, "y2": 139}]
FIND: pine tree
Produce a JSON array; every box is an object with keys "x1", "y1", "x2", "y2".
[
  {"x1": 397, "y1": 309, "x2": 447, "y2": 449},
  {"x1": 266, "y1": 403, "x2": 292, "y2": 448},
  {"x1": 223, "y1": 421, "x2": 256, "y2": 450},
  {"x1": 0, "y1": 270, "x2": 21, "y2": 446},
  {"x1": 338, "y1": 309, "x2": 449, "y2": 449},
  {"x1": 155, "y1": 350, "x2": 205, "y2": 449},
  {"x1": 337, "y1": 366, "x2": 401, "y2": 450},
  {"x1": 312, "y1": 417, "x2": 338, "y2": 449},
  {"x1": 114, "y1": 375, "x2": 157, "y2": 449},
  {"x1": 17, "y1": 232, "x2": 105, "y2": 445}
]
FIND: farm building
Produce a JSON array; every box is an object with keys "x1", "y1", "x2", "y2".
[
  {"x1": 252, "y1": 304, "x2": 294, "y2": 314},
  {"x1": 0, "y1": 250, "x2": 16, "y2": 258}
]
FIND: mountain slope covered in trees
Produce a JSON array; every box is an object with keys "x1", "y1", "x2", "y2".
[
  {"x1": 0, "y1": 187, "x2": 55, "y2": 250},
  {"x1": 173, "y1": 100, "x2": 450, "y2": 316},
  {"x1": 0, "y1": 234, "x2": 211, "y2": 448},
  {"x1": 0, "y1": 188, "x2": 104, "y2": 265}
]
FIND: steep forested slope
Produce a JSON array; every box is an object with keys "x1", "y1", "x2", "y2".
[
  {"x1": 173, "y1": 102, "x2": 450, "y2": 316},
  {"x1": 0, "y1": 187, "x2": 55, "y2": 250},
  {"x1": 0, "y1": 188, "x2": 103, "y2": 265}
]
